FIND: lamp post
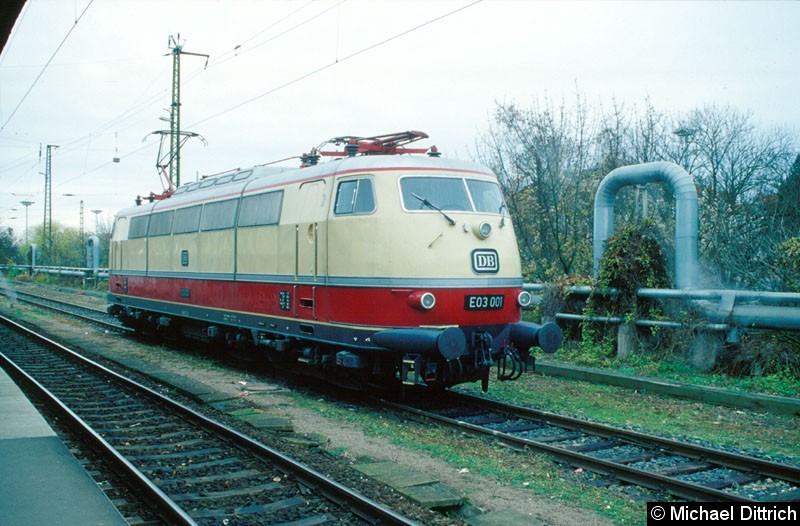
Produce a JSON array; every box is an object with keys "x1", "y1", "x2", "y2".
[
  {"x1": 91, "y1": 210, "x2": 103, "y2": 233},
  {"x1": 673, "y1": 127, "x2": 697, "y2": 171},
  {"x1": 20, "y1": 201, "x2": 34, "y2": 245},
  {"x1": 62, "y1": 194, "x2": 85, "y2": 246}
]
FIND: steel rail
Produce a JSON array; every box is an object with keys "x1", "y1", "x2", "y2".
[
  {"x1": 10, "y1": 285, "x2": 799, "y2": 502},
  {"x1": 381, "y1": 391, "x2": 800, "y2": 502},
  {"x1": 15, "y1": 285, "x2": 800, "y2": 418},
  {"x1": 0, "y1": 313, "x2": 421, "y2": 526},
  {"x1": 0, "y1": 326, "x2": 196, "y2": 525},
  {"x1": 448, "y1": 391, "x2": 800, "y2": 484},
  {"x1": 14, "y1": 289, "x2": 109, "y2": 316},
  {"x1": 381, "y1": 400, "x2": 747, "y2": 502},
  {"x1": 13, "y1": 290, "x2": 133, "y2": 334}
]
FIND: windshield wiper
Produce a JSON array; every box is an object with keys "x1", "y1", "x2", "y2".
[{"x1": 411, "y1": 193, "x2": 456, "y2": 226}]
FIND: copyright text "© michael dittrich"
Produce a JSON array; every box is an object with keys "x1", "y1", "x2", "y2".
[{"x1": 647, "y1": 503, "x2": 797, "y2": 524}]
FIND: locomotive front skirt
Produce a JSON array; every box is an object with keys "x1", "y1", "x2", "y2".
[{"x1": 108, "y1": 150, "x2": 561, "y2": 391}]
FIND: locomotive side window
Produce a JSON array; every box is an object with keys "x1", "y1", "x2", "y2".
[
  {"x1": 466, "y1": 179, "x2": 507, "y2": 214},
  {"x1": 400, "y1": 177, "x2": 471, "y2": 211},
  {"x1": 148, "y1": 210, "x2": 174, "y2": 237},
  {"x1": 233, "y1": 170, "x2": 253, "y2": 182},
  {"x1": 111, "y1": 216, "x2": 128, "y2": 241},
  {"x1": 334, "y1": 178, "x2": 375, "y2": 215},
  {"x1": 128, "y1": 215, "x2": 150, "y2": 239},
  {"x1": 182, "y1": 181, "x2": 201, "y2": 193},
  {"x1": 173, "y1": 205, "x2": 202, "y2": 234},
  {"x1": 215, "y1": 174, "x2": 235, "y2": 185},
  {"x1": 201, "y1": 198, "x2": 239, "y2": 231},
  {"x1": 238, "y1": 191, "x2": 283, "y2": 227}
]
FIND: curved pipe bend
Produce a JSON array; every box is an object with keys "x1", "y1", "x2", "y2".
[{"x1": 593, "y1": 161, "x2": 698, "y2": 289}]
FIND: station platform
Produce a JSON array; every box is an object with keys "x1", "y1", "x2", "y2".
[{"x1": 0, "y1": 366, "x2": 128, "y2": 526}]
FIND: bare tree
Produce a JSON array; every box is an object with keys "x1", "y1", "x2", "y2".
[
  {"x1": 476, "y1": 96, "x2": 601, "y2": 279},
  {"x1": 476, "y1": 97, "x2": 797, "y2": 290},
  {"x1": 680, "y1": 105, "x2": 795, "y2": 288},
  {"x1": 773, "y1": 155, "x2": 800, "y2": 235}
]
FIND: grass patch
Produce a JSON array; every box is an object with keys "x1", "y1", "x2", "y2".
[{"x1": 549, "y1": 340, "x2": 800, "y2": 398}]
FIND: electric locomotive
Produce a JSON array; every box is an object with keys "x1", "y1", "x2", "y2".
[{"x1": 107, "y1": 131, "x2": 561, "y2": 391}]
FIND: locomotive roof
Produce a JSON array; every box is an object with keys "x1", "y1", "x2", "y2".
[{"x1": 116, "y1": 154, "x2": 496, "y2": 218}]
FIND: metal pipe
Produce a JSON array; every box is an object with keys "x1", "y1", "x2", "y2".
[
  {"x1": 39, "y1": 267, "x2": 88, "y2": 277},
  {"x1": 554, "y1": 312, "x2": 729, "y2": 332},
  {"x1": 86, "y1": 235, "x2": 100, "y2": 274},
  {"x1": 638, "y1": 288, "x2": 800, "y2": 305},
  {"x1": 701, "y1": 303, "x2": 800, "y2": 331},
  {"x1": 638, "y1": 288, "x2": 800, "y2": 330},
  {"x1": 29, "y1": 243, "x2": 37, "y2": 272},
  {"x1": 526, "y1": 284, "x2": 800, "y2": 305},
  {"x1": 530, "y1": 281, "x2": 800, "y2": 332},
  {"x1": 593, "y1": 161, "x2": 698, "y2": 289}
]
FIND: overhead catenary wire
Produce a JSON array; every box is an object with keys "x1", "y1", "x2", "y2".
[
  {"x1": 2, "y1": 0, "x2": 483, "y2": 203},
  {"x1": 65, "y1": 0, "x2": 328, "y2": 152},
  {"x1": 183, "y1": 0, "x2": 321, "y2": 82},
  {"x1": 57, "y1": 1, "x2": 482, "y2": 183},
  {"x1": 189, "y1": 0, "x2": 483, "y2": 129},
  {"x1": 0, "y1": 0, "x2": 330, "y2": 176},
  {"x1": 0, "y1": 0, "x2": 95, "y2": 134},
  {"x1": 0, "y1": 3, "x2": 310, "y2": 206}
]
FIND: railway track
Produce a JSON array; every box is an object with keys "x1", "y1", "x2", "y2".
[
  {"x1": 14, "y1": 286, "x2": 798, "y2": 419},
  {"x1": 0, "y1": 314, "x2": 421, "y2": 526},
  {"x1": 11, "y1": 289, "x2": 129, "y2": 333},
  {"x1": 8, "y1": 285, "x2": 800, "y2": 505},
  {"x1": 384, "y1": 390, "x2": 800, "y2": 502}
]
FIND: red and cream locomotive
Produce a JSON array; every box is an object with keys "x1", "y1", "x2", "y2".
[{"x1": 107, "y1": 132, "x2": 561, "y2": 391}]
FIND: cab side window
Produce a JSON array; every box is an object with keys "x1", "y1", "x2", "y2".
[
  {"x1": 173, "y1": 205, "x2": 202, "y2": 234},
  {"x1": 128, "y1": 215, "x2": 150, "y2": 239},
  {"x1": 201, "y1": 199, "x2": 239, "y2": 231},
  {"x1": 334, "y1": 178, "x2": 375, "y2": 215},
  {"x1": 148, "y1": 210, "x2": 174, "y2": 237},
  {"x1": 238, "y1": 191, "x2": 283, "y2": 227}
]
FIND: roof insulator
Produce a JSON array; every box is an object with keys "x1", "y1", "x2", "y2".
[
  {"x1": 427, "y1": 145, "x2": 441, "y2": 157},
  {"x1": 301, "y1": 151, "x2": 319, "y2": 167},
  {"x1": 345, "y1": 140, "x2": 359, "y2": 157}
]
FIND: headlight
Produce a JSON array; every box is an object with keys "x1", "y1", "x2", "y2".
[
  {"x1": 408, "y1": 291, "x2": 436, "y2": 311},
  {"x1": 473, "y1": 221, "x2": 492, "y2": 239},
  {"x1": 517, "y1": 290, "x2": 533, "y2": 307}
]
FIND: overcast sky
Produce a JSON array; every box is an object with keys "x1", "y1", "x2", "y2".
[{"x1": 1, "y1": 0, "x2": 798, "y2": 235}]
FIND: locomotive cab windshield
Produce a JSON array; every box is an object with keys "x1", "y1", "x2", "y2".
[{"x1": 399, "y1": 176, "x2": 508, "y2": 215}]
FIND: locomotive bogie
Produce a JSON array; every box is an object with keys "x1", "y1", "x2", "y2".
[{"x1": 108, "y1": 152, "x2": 561, "y2": 390}]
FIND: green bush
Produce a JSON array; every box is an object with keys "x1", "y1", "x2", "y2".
[
  {"x1": 593, "y1": 219, "x2": 670, "y2": 316},
  {"x1": 776, "y1": 237, "x2": 800, "y2": 292},
  {"x1": 576, "y1": 221, "x2": 670, "y2": 356}
]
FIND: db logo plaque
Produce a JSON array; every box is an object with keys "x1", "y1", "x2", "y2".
[{"x1": 471, "y1": 249, "x2": 499, "y2": 274}]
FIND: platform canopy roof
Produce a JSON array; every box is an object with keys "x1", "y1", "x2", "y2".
[{"x1": 0, "y1": 1, "x2": 26, "y2": 56}]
